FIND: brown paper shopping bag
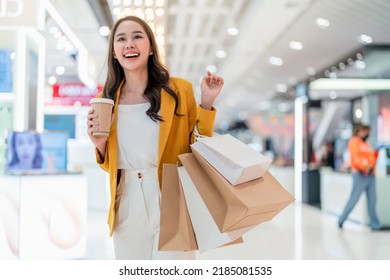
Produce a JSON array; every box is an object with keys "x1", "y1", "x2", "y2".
[
  {"x1": 178, "y1": 150, "x2": 295, "y2": 233},
  {"x1": 158, "y1": 164, "x2": 198, "y2": 251},
  {"x1": 177, "y1": 165, "x2": 247, "y2": 253},
  {"x1": 191, "y1": 134, "x2": 272, "y2": 185}
]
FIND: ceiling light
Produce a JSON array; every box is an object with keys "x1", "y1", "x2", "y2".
[
  {"x1": 113, "y1": 7, "x2": 121, "y2": 16},
  {"x1": 215, "y1": 50, "x2": 227, "y2": 58},
  {"x1": 155, "y1": 8, "x2": 164, "y2": 16},
  {"x1": 316, "y1": 17, "x2": 330, "y2": 28},
  {"x1": 289, "y1": 41, "x2": 303, "y2": 50},
  {"x1": 276, "y1": 83, "x2": 288, "y2": 93},
  {"x1": 227, "y1": 27, "x2": 239, "y2": 36},
  {"x1": 124, "y1": 0, "x2": 132, "y2": 6},
  {"x1": 358, "y1": 34, "x2": 373, "y2": 44},
  {"x1": 10, "y1": 52, "x2": 16, "y2": 60},
  {"x1": 48, "y1": 76, "x2": 57, "y2": 85},
  {"x1": 156, "y1": 0, "x2": 164, "y2": 7},
  {"x1": 206, "y1": 65, "x2": 217, "y2": 73},
  {"x1": 329, "y1": 91, "x2": 337, "y2": 99},
  {"x1": 338, "y1": 62, "x2": 346, "y2": 70},
  {"x1": 99, "y1": 26, "x2": 110, "y2": 36},
  {"x1": 124, "y1": 8, "x2": 132, "y2": 16},
  {"x1": 112, "y1": 0, "x2": 121, "y2": 5},
  {"x1": 156, "y1": 25, "x2": 164, "y2": 35},
  {"x1": 134, "y1": 0, "x2": 143, "y2": 6},
  {"x1": 269, "y1": 56, "x2": 283, "y2": 66},
  {"x1": 56, "y1": 66, "x2": 65, "y2": 75},
  {"x1": 355, "y1": 109, "x2": 363, "y2": 119},
  {"x1": 145, "y1": 0, "x2": 154, "y2": 7},
  {"x1": 354, "y1": 60, "x2": 366, "y2": 70}
]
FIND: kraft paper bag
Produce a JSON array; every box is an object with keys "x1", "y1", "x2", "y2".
[
  {"x1": 191, "y1": 134, "x2": 272, "y2": 185},
  {"x1": 179, "y1": 150, "x2": 295, "y2": 233},
  {"x1": 158, "y1": 164, "x2": 198, "y2": 251},
  {"x1": 177, "y1": 165, "x2": 250, "y2": 253}
]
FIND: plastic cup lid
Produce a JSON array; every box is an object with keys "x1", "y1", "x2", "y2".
[{"x1": 90, "y1": 98, "x2": 114, "y2": 105}]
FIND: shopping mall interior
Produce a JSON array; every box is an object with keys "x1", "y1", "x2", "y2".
[{"x1": 0, "y1": 0, "x2": 390, "y2": 260}]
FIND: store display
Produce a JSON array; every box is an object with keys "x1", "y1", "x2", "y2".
[{"x1": 6, "y1": 130, "x2": 69, "y2": 175}]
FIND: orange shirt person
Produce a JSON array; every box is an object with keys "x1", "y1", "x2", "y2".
[
  {"x1": 338, "y1": 124, "x2": 384, "y2": 231},
  {"x1": 349, "y1": 133, "x2": 379, "y2": 176}
]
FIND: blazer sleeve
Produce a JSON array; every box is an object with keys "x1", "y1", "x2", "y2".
[
  {"x1": 95, "y1": 146, "x2": 109, "y2": 172},
  {"x1": 185, "y1": 81, "x2": 217, "y2": 143}
]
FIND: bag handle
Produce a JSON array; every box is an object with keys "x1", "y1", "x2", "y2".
[{"x1": 193, "y1": 125, "x2": 219, "y2": 141}]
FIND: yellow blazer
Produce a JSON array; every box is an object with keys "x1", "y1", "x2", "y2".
[{"x1": 95, "y1": 77, "x2": 216, "y2": 236}]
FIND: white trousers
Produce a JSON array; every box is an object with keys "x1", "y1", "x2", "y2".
[{"x1": 113, "y1": 168, "x2": 196, "y2": 260}]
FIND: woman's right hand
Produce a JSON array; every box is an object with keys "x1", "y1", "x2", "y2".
[{"x1": 87, "y1": 109, "x2": 110, "y2": 157}]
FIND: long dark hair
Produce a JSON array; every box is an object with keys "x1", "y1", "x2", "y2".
[
  {"x1": 103, "y1": 15, "x2": 181, "y2": 121},
  {"x1": 10, "y1": 132, "x2": 42, "y2": 169}
]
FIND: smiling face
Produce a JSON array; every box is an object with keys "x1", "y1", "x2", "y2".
[{"x1": 113, "y1": 20, "x2": 152, "y2": 73}]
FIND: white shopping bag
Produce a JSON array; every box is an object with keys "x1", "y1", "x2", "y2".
[
  {"x1": 191, "y1": 134, "x2": 272, "y2": 185},
  {"x1": 177, "y1": 166, "x2": 252, "y2": 253}
]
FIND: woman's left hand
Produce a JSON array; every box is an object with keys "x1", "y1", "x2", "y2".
[{"x1": 200, "y1": 71, "x2": 224, "y2": 110}]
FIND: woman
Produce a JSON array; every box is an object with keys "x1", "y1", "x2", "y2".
[
  {"x1": 87, "y1": 16, "x2": 224, "y2": 259},
  {"x1": 8, "y1": 131, "x2": 42, "y2": 170},
  {"x1": 338, "y1": 124, "x2": 382, "y2": 230}
]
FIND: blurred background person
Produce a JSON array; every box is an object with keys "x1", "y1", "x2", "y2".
[{"x1": 338, "y1": 124, "x2": 385, "y2": 231}]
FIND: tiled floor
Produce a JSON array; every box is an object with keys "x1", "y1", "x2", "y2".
[{"x1": 86, "y1": 203, "x2": 390, "y2": 260}]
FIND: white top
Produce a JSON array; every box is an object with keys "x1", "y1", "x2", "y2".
[{"x1": 117, "y1": 103, "x2": 159, "y2": 170}]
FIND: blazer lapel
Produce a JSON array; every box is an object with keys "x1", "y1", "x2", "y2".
[{"x1": 158, "y1": 87, "x2": 175, "y2": 165}]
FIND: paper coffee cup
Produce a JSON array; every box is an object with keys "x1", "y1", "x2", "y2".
[{"x1": 90, "y1": 98, "x2": 114, "y2": 137}]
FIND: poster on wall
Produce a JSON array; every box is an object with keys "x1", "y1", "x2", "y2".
[{"x1": 0, "y1": 50, "x2": 13, "y2": 93}]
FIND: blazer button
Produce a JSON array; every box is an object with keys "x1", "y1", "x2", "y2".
[{"x1": 137, "y1": 172, "x2": 142, "y2": 179}]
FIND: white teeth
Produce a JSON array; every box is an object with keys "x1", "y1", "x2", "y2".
[{"x1": 124, "y1": 53, "x2": 139, "y2": 58}]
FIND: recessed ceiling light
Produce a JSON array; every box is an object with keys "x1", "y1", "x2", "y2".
[
  {"x1": 289, "y1": 41, "x2": 303, "y2": 50},
  {"x1": 56, "y1": 66, "x2": 65, "y2": 75},
  {"x1": 215, "y1": 50, "x2": 227, "y2": 58},
  {"x1": 206, "y1": 65, "x2": 217, "y2": 73},
  {"x1": 358, "y1": 34, "x2": 373, "y2": 44},
  {"x1": 329, "y1": 91, "x2": 337, "y2": 99},
  {"x1": 316, "y1": 18, "x2": 330, "y2": 28},
  {"x1": 112, "y1": 0, "x2": 121, "y2": 6},
  {"x1": 355, "y1": 109, "x2": 363, "y2": 119},
  {"x1": 227, "y1": 27, "x2": 239, "y2": 36},
  {"x1": 269, "y1": 56, "x2": 283, "y2": 66},
  {"x1": 48, "y1": 76, "x2": 57, "y2": 85},
  {"x1": 99, "y1": 26, "x2": 110, "y2": 37},
  {"x1": 275, "y1": 83, "x2": 287, "y2": 93},
  {"x1": 354, "y1": 60, "x2": 366, "y2": 70}
]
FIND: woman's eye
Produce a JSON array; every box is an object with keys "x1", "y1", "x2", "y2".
[
  {"x1": 117, "y1": 37, "x2": 125, "y2": 42},
  {"x1": 134, "y1": 35, "x2": 142, "y2": 39}
]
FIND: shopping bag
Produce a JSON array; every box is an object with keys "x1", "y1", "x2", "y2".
[
  {"x1": 191, "y1": 134, "x2": 272, "y2": 185},
  {"x1": 158, "y1": 164, "x2": 198, "y2": 251},
  {"x1": 178, "y1": 165, "x2": 250, "y2": 253},
  {"x1": 179, "y1": 150, "x2": 294, "y2": 232}
]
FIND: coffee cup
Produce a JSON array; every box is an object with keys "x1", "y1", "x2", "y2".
[{"x1": 89, "y1": 98, "x2": 114, "y2": 137}]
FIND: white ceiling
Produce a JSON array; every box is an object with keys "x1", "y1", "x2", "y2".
[{"x1": 44, "y1": 0, "x2": 390, "y2": 126}]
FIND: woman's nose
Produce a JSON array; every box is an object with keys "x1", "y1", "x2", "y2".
[{"x1": 126, "y1": 40, "x2": 135, "y2": 49}]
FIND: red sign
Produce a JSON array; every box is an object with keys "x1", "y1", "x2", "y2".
[{"x1": 48, "y1": 83, "x2": 104, "y2": 106}]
